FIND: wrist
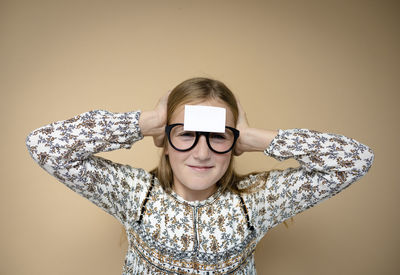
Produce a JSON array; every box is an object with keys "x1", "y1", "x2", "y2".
[
  {"x1": 239, "y1": 127, "x2": 278, "y2": 152},
  {"x1": 139, "y1": 110, "x2": 164, "y2": 137}
]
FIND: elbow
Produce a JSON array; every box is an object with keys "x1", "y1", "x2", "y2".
[
  {"x1": 25, "y1": 130, "x2": 45, "y2": 165},
  {"x1": 26, "y1": 131, "x2": 35, "y2": 156},
  {"x1": 345, "y1": 146, "x2": 375, "y2": 185},
  {"x1": 331, "y1": 145, "x2": 374, "y2": 187},
  {"x1": 363, "y1": 146, "x2": 375, "y2": 174}
]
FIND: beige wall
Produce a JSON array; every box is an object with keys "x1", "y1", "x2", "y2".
[{"x1": 1, "y1": 0, "x2": 398, "y2": 274}]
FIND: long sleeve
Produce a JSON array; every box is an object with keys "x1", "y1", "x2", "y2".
[
  {"x1": 26, "y1": 110, "x2": 151, "y2": 225},
  {"x1": 243, "y1": 128, "x2": 374, "y2": 238}
]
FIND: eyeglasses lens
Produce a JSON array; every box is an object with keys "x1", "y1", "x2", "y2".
[{"x1": 170, "y1": 125, "x2": 235, "y2": 153}]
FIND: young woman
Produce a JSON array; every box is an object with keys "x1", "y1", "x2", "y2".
[{"x1": 26, "y1": 77, "x2": 374, "y2": 274}]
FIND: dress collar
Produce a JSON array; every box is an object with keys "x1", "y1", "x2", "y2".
[{"x1": 169, "y1": 187, "x2": 222, "y2": 207}]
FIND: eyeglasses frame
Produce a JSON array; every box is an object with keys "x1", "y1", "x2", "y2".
[{"x1": 165, "y1": 123, "x2": 240, "y2": 154}]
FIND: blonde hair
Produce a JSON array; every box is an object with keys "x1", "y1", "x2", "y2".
[{"x1": 151, "y1": 77, "x2": 248, "y2": 194}]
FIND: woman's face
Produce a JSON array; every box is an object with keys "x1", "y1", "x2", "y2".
[{"x1": 166, "y1": 99, "x2": 235, "y2": 201}]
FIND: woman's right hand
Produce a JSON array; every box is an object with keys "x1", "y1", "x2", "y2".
[{"x1": 139, "y1": 91, "x2": 170, "y2": 147}]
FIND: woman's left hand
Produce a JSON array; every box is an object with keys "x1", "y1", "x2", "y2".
[
  {"x1": 234, "y1": 100, "x2": 279, "y2": 156},
  {"x1": 234, "y1": 100, "x2": 250, "y2": 156}
]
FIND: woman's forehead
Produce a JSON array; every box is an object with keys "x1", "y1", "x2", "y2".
[{"x1": 170, "y1": 99, "x2": 235, "y2": 126}]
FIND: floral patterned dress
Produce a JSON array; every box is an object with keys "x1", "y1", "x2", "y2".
[{"x1": 26, "y1": 110, "x2": 374, "y2": 274}]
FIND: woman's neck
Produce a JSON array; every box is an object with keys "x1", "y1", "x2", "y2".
[{"x1": 173, "y1": 182, "x2": 217, "y2": 201}]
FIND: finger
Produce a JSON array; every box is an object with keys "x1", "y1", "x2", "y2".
[
  {"x1": 236, "y1": 100, "x2": 249, "y2": 126},
  {"x1": 156, "y1": 92, "x2": 169, "y2": 108},
  {"x1": 233, "y1": 145, "x2": 243, "y2": 156},
  {"x1": 153, "y1": 134, "x2": 165, "y2": 148}
]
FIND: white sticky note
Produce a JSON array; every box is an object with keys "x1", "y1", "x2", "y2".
[{"x1": 184, "y1": 105, "x2": 226, "y2": 133}]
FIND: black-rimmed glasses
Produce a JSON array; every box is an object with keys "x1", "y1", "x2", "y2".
[{"x1": 165, "y1": 123, "x2": 240, "y2": 154}]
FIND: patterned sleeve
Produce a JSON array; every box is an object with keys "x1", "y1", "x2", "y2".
[
  {"x1": 245, "y1": 128, "x2": 374, "y2": 237},
  {"x1": 26, "y1": 110, "x2": 151, "y2": 225}
]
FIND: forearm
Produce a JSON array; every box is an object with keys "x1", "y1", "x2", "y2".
[
  {"x1": 26, "y1": 110, "x2": 142, "y2": 168},
  {"x1": 265, "y1": 128, "x2": 374, "y2": 182}
]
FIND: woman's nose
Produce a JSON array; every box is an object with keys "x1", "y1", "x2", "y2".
[{"x1": 193, "y1": 135, "x2": 211, "y2": 160}]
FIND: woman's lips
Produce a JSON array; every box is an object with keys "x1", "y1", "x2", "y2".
[{"x1": 187, "y1": 165, "x2": 214, "y2": 171}]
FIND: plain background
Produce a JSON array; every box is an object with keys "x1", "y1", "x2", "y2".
[{"x1": 1, "y1": 0, "x2": 399, "y2": 274}]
